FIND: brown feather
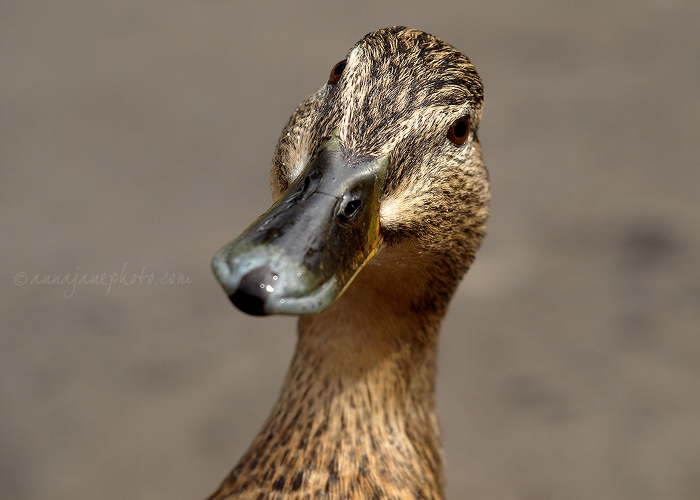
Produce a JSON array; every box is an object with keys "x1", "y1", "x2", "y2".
[{"x1": 208, "y1": 26, "x2": 489, "y2": 500}]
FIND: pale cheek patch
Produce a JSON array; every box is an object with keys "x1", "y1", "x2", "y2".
[
  {"x1": 287, "y1": 153, "x2": 309, "y2": 185},
  {"x1": 379, "y1": 197, "x2": 402, "y2": 230},
  {"x1": 380, "y1": 188, "x2": 430, "y2": 231}
]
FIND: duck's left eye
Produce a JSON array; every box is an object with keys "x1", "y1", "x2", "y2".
[
  {"x1": 328, "y1": 59, "x2": 347, "y2": 84},
  {"x1": 447, "y1": 117, "x2": 471, "y2": 145}
]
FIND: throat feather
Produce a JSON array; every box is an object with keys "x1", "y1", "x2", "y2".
[{"x1": 208, "y1": 301, "x2": 444, "y2": 499}]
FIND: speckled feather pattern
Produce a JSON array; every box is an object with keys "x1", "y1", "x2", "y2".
[{"x1": 208, "y1": 27, "x2": 489, "y2": 499}]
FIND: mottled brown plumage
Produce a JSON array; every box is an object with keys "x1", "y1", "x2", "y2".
[{"x1": 208, "y1": 27, "x2": 488, "y2": 499}]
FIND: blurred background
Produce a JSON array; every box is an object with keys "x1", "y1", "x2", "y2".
[{"x1": 1, "y1": 1, "x2": 699, "y2": 498}]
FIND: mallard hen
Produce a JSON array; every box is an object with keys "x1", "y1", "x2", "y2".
[{"x1": 209, "y1": 26, "x2": 488, "y2": 500}]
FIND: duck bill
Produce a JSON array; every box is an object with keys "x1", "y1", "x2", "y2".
[{"x1": 212, "y1": 135, "x2": 388, "y2": 316}]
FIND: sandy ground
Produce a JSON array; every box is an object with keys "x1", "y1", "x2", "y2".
[{"x1": 1, "y1": 1, "x2": 699, "y2": 498}]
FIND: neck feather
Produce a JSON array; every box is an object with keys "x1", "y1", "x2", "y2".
[{"x1": 208, "y1": 249, "x2": 458, "y2": 500}]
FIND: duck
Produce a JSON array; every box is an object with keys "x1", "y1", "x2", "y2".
[{"x1": 208, "y1": 26, "x2": 488, "y2": 500}]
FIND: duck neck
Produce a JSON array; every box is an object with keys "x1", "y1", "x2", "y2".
[{"x1": 211, "y1": 253, "x2": 456, "y2": 499}]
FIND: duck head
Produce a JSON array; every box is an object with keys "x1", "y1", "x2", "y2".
[{"x1": 212, "y1": 27, "x2": 488, "y2": 316}]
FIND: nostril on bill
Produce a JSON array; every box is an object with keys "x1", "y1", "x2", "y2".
[{"x1": 230, "y1": 266, "x2": 277, "y2": 316}]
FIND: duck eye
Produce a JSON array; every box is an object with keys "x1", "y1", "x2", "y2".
[
  {"x1": 328, "y1": 59, "x2": 347, "y2": 84},
  {"x1": 447, "y1": 117, "x2": 471, "y2": 145}
]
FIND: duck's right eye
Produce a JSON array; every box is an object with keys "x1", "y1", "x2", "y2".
[{"x1": 328, "y1": 59, "x2": 347, "y2": 84}]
